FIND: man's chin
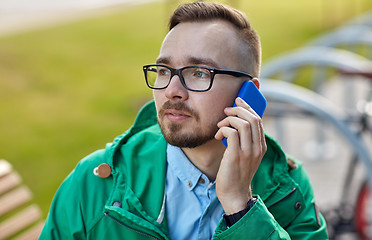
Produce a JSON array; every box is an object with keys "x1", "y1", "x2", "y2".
[
  {"x1": 158, "y1": 118, "x2": 217, "y2": 148},
  {"x1": 165, "y1": 136, "x2": 212, "y2": 148},
  {"x1": 161, "y1": 128, "x2": 215, "y2": 148}
]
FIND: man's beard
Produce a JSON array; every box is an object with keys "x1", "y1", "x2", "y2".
[{"x1": 158, "y1": 101, "x2": 219, "y2": 148}]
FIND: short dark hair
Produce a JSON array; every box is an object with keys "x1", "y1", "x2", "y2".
[{"x1": 168, "y1": 1, "x2": 261, "y2": 76}]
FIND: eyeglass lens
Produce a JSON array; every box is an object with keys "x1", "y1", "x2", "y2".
[{"x1": 146, "y1": 65, "x2": 212, "y2": 91}]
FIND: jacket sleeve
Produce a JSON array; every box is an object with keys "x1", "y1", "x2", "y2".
[
  {"x1": 213, "y1": 196, "x2": 291, "y2": 239},
  {"x1": 39, "y1": 150, "x2": 110, "y2": 240},
  {"x1": 213, "y1": 163, "x2": 328, "y2": 240}
]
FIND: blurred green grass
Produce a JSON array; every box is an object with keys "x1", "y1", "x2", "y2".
[{"x1": 1, "y1": 0, "x2": 372, "y2": 216}]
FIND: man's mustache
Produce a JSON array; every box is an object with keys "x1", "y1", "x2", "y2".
[{"x1": 159, "y1": 101, "x2": 199, "y2": 121}]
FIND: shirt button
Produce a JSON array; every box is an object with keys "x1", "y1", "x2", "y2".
[
  {"x1": 187, "y1": 181, "x2": 192, "y2": 187},
  {"x1": 295, "y1": 202, "x2": 302, "y2": 210},
  {"x1": 199, "y1": 178, "x2": 205, "y2": 184},
  {"x1": 93, "y1": 164, "x2": 112, "y2": 178},
  {"x1": 113, "y1": 201, "x2": 122, "y2": 208}
]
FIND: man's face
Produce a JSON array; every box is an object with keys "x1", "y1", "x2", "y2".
[{"x1": 154, "y1": 20, "x2": 250, "y2": 148}]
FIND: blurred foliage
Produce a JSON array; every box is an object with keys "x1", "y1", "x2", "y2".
[{"x1": 1, "y1": 0, "x2": 372, "y2": 216}]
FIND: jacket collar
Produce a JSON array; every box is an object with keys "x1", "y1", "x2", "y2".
[{"x1": 105, "y1": 101, "x2": 158, "y2": 168}]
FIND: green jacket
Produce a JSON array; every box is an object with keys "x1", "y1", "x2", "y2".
[{"x1": 40, "y1": 101, "x2": 328, "y2": 239}]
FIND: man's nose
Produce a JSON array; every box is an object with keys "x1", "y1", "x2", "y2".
[{"x1": 164, "y1": 75, "x2": 189, "y2": 100}]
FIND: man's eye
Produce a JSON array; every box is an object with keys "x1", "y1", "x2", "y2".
[
  {"x1": 158, "y1": 68, "x2": 170, "y2": 76},
  {"x1": 194, "y1": 69, "x2": 210, "y2": 79}
]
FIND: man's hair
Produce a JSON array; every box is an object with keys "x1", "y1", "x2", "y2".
[{"x1": 168, "y1": 1, "x2": 261, "y2": 76}]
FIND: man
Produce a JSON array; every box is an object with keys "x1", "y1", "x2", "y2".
[{"x1": 40, "y1": 1, "x2": 328, "y2": 239}]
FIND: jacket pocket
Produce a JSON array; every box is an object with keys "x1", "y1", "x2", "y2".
[{"x1": 267, "y1": 187, "x2": 305, "y2": 228}]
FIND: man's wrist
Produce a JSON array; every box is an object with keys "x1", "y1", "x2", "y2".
[{"x1": 223, "y1": 197, "x2": 257, "y2": 227}]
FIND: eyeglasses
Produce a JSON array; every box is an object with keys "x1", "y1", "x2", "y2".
[{"x1": 143, "y1": 64, "x2": 253, "y2": 92}]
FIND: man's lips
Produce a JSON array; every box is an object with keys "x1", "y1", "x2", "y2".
[
  {"x1": 164, "y1": 109, "x2": 191, "y2": 121},
  {"x1": 159, "y1": 101, "x2": 199, "y2": 122}
]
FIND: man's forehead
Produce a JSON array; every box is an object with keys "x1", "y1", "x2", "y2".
[
  {"x1": 158, "y1": 20, "x2": 242, "y2": 69},
  {"x1": 164, "y1": 20, "x2": 239, "y2": 43},
  {"x1": 156, "y1": 56, "x2": 221, "y2": 68}
]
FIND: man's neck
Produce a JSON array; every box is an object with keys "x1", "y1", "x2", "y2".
[{"x1": 181, "y1": 139, "x2": 226, "y2": 181}]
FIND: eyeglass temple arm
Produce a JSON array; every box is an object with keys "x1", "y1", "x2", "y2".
[{"x1": 214, "y1": 69, "x2": 253, "y2": 79}]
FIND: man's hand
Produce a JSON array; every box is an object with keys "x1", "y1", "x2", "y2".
[{"x1": 214, "y1": 97, "x2": 267, "y2": 214}]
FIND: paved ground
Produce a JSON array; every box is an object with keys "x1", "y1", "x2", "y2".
[{"x1": 0, "y1": 0, "x2": 156, "y2": 37}]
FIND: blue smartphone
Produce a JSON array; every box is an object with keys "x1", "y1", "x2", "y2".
[{"x1": 222, "y1": 81, "x2": 267, "y2": 147}]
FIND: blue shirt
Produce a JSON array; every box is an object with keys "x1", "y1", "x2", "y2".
[{"x1": 166, "y1": 144, "x2": 224, "y2": 240}]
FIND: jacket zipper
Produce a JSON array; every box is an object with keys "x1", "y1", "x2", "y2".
[
  {"x1": 267, "y1": 187, "x2": 296, "y2": 208},
  {"x1": 104, "y1": 212, "x2": 161, "y2": 240}
]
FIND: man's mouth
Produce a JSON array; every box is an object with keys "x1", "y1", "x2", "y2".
[
  {"x1": 164, "y1": 109, "x2": 190, "y2": 122},
  {"x1": 159, "y1": 101, "x2": 199, "y2": 122}
]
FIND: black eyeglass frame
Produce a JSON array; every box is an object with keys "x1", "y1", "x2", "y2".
[{"x1": 143, "y1": 64, "x2": 254, "y2": 92}]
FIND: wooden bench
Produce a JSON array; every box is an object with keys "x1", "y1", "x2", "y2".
[{"x1": 0, "y1": 159, "x2": 44, "y2": 240}]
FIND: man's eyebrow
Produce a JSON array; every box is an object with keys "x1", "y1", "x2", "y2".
[
  {"x1": 156, "y1": 57, "x2": 170, "y2": 64},
  {"x1": 188, "y1": 57, "x2": 220, "y2": 69},
  {"x1": 155, "y1": 56, "x2": 220, "y2": 69}
]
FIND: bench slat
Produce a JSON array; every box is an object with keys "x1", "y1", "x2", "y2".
[
  {"x1": 14, "y1": 221, "x2": 45, "y2": 240},
  {"x1": 0, "y1": 159, "x2": 44, "y2": 239},
  {"x1": 0, "y1": 186, "x2": 32, "y2": 217},
  {"x1": 0, "y1": 159, "x2": 12, "y2": 178},
  {"x1": 0, "y1": 205, "x2": 42, "y2": 239},
  {"x1": 0, "y1": 172, "x2": 21, "y2": 195}
]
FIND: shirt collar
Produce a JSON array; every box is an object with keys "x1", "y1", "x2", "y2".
[{"x1": 167, "y1": 144, "x2": 203, "y2": 191}]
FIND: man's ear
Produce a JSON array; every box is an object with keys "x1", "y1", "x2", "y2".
[{"x1": 252, "y1": 78, "x2": 260, "y2": 89}]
